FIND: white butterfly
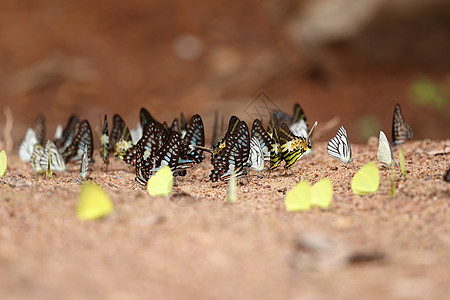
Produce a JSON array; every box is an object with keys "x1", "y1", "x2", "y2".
[
  {"x1": 130, "y1": 123, "x2": 143, "y2": 145},
  {"x1": 30, "y1": 140, "x2": 66, "y2": 173},
  {"x1": 377, "y1": 131, "x2": 396, "y2": 167},
  {"x1": 327, "y1": 126, "x2": 353, "y2": 163},
  {"x1": 79, "y1": 144, "x2": 90, "y2": 180},
  {"x1": 19, "y1": 128, "x2": 38, "y2": 162},
  {"x1": 247, "y1": 137, "x2": 265, "y2": 171}
]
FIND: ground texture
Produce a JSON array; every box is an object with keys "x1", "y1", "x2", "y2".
[{"x1": 1, "y1": 140, "x2": 449, "y2": 300}]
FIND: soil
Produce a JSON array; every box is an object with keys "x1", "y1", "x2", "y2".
[{"x1": 1, "y1": 140, "x2": 449, "y2": 300}]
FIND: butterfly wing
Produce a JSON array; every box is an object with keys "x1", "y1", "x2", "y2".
[
  {"x1": 248, "y1": 137, "x2": 265, "y2": 171},
  {"x1": 180, "y1": 114, "x2": 205, "y2": 164},
  {"x1": 279, "y1": 123, "x2": 308, "y2": 168},
  {"x1": 40, "y1": 140, "x2": 65, "y2": 172},
  {"x1": 267, "y1": 114, "x2": 282, "y2": 170},
  {"x1": 63, "y1": 120, "x2": 93, "y2": 163},
  {"x1": 251, "y1": 119, "x2": 271, "y2": 157},
  {"x1": 351, "y1": 162, "x2": 380, "y2": 195},
  {"x1": 290, "y1": 103, "x2": 309, "y2": 138},
  {"x1": 79, "y1": 144, "x2": 90, "y2": 180},
  {"x1": 19, "y1": 128, "x2": 38, "y2": 162},
  {"x1": 392, "y1": 103, "x2": 413, "y2": 145},
  {"x1": 377, "y1": 131, "x2": 395, "y2": 167},
  {"x1": 327, "y1": 126, "x2": 352, "y2": 163},
  {"x1": 140, "y1": 108, "x2": 156, "y2": 127},
  {"x1": 32, "y1": 113, "x2": 46, "y2": 145},
  {"x1": 54, "y1": 115, "x2": 79, "y2": 152},
  {"x1": 100, "y1": 115, "x2": 110, "y2": 164},
  {"x1": 30, "y1": 144, "x2": 45, "y2": 173}
]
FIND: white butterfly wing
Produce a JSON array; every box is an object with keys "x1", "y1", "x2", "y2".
[
  {"x1": 79, "y1": 145, "x2": 90, "y2": 180},
  {"x1": 327, "y1": 126, "x2": 352, "y2": 163},
  {"x1": 19, "y1": 128, "x2": 38, "y2": 162},
  {"x1": 54, "y1": 124, "x2": 63, "y2": 140},
  {"x1": 289, "y1": 120, "x2": 308, "y2": 138},
  {"x1": 130, "y1": 123, "x2": 143, "y2": 145},
  {"x1": 377, "y1": 131, "x2": 395, "y2": 167},
  {"x1": 40, "y1": 140, "x2": 66, "y2": 172},
  {"x1": 30, "y1": 144, "x2": 45, "y2": 173},
  {"x1": 248, "y1": 137, "x2": 265, "y2": 171}
]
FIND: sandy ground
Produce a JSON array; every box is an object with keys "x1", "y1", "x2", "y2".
[{"x1": 0, "y1": 139, "x2": 449, "y2": 300}]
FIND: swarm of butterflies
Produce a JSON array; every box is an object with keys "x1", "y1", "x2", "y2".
[{"x1": 18, "y1": 102, "x2": 415, "y2": 187}]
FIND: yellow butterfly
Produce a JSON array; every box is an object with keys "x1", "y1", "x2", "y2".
[
  {"x1": 285, "y1": 178, "x2": 333, "y2": 212},
  {"x1": 0, "y1": 150, "x2": 6, "y2": 177},
  {"x1": 147, "y1": 165, "x2": 173, "y2": 196},
  {"x1": 76, "y1": 183, "x2": 114, "y2": 220},
  {"x1": 351, "y1": 162, "x2": 380, "y2": 195}
]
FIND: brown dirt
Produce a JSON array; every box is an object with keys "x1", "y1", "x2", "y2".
[{"x1": 1, "y1": 140, "x2": 449, "y2": 300}]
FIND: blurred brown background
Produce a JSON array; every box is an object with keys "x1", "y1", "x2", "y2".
[{"x1": 1, "y1": 0, "x2": 449, "y2": 145}]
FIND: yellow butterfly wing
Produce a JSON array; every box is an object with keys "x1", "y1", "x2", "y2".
[
  {"x1": 147, "y1": 165, "x2": 173, "y2": 196},
  {"x1": 311, "y1": 178, "x2": 333, "y2": 208},
  {"x1": 351, "y1": 162, "x2": 380, "y2": 195},
  {"x1": 77, "y1": 183, "x2": 114, "y2": 220},
  {"x1": 0, "y1": 150, "x2": 6, "y2": 177},
  {"x1": 399, "y1": 147, "x2": 407, "y2": 177},
  {"x1": 285, "y1": 181, "x2": 311, "y2": 212}
]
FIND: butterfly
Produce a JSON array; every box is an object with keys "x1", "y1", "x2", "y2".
[
  {"x1": 135, "y1": 131, "x2": 181, "y2": 185},
  {"x1": 210, "y1": 121, "x2": 250, "y2": 182},
  {"x1": 327, "y1": 126, "x2": 353, "y2": 163},
  {"x1": 100, "y1": 115, "x2": 110, "y2": 165},
  {"x1": 285, "y1": 178, "x2": 333, "y2": 212},
  {"x1": 30, "y1": 140, "x2": 66, "y2": 174},
  {"x1": 76, "y1": 183, "x2": 114, "y2": 221},
  {"x1": 63, "y1": 120, "x2": 94, "y2": 163},
  {"x1": 110, "y1": 114, "x2": 133, "y2": 159},
  {"x1": 392, "y1": 103, "x2": 413, "y2": 145},
  {"x1": 377, "y1": 131, "x2": 395, "y2": 167},
  {"x1": 267, "y1": 114, "x2": 282, "y2": 170},
  {"x1": 19, "y1": 128, "x2": 39, "y2": 162},
  {"x1": 54, "y1": 115, "x2": 80, "y2": 152},
  {"x1": 79, "y1": 144, "x2": 90, "y2": 181},
  {"x1": 251, "y1": 119, "x2": 271, "y2": 158},
  {"x1": 351, "y1": 162, "x2": 380, "y2": 195},
  {"x1": 211, "y1": 116, "x2": 241, "y2": 162},
  {"x1": 147, "y1": 165, "x2": 174, "y2": 196},
  {"x1": 279, "y1": 121, "x2": 318, "y2": 169},
  {"x1": 247, "y1": 137, "x2": 265, "y2": 171},
  {"x1": 123, "y1": 121, "x2": 169, "y2": 166},
  {"x1": 140, "y1": 107, "x2": 157, "y2": 127},
  {"x1": 178, "y1": 114, "x2": 205, "y2": 168}
]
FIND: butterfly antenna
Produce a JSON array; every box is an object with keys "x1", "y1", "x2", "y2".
[{"x1": 306, "y1": 121, "x2": 318, "y2": 141}]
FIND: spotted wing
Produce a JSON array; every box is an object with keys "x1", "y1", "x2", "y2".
[
  {"x1": 392, "y1": 103, "x2": 413, "y2": 145},
  {"x1": 140, "y1": 108, "x2": 157, "y2": 128},
  {"x1": 54, "y1": 115, "x2": 79, "y2": 152},
  {"x1": 63, "y1": 120, "x2": 93, "y2": 162},
  {"x1": 251, "y1": 119, "x2": 271, "y2": 157}
]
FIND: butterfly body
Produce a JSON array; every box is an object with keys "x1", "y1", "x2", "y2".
[{"x1": 279, "y1": 121, "x2": 317, "y2": 169}]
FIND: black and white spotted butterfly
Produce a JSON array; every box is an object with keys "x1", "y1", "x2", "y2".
[
  {"x1": 18, "y1": 113, "x2": 46, "y2": 162},
  {"x1": 210, "y1": 121, "x2": 250, "y2": 182},
  {"x1": 327, "y1": 126, "x2": 353, "y2": 163},
  {"x1": 54, "y1": 115, "x2": 80, "y2": 153},
  {"x1": 135, "y1": 131, "x2": 181, "y2": 185},
  {"x1": 392, "y1": 103, "x2": 413, "y2": 145},
  {"x1": 63, "y1": 120, "x2": 93, "y2": 163},
  {"x1": 30, "y1": 140, "x2": 66, "y2": 173},
  {"x1": 178, "y1": 114, "x2": 205, "y2": 168}
]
